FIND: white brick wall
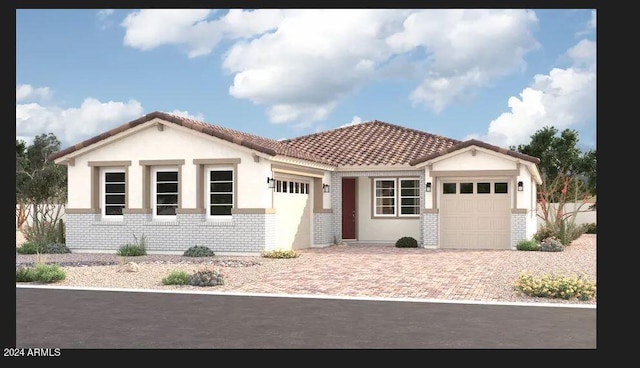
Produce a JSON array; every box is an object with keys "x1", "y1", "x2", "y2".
[
  {"x1": 511, "y1": 213, "x2": 527, "y2": 249},
  {"x1": 66, "y1": 213, "x2": 275, "y2": 253},
  {"x1": 313, "y1": 212, "x2": 335, "y2": 245},
  {"x1": 422, "y1": 213, "x2": 438, "y2": 248}
]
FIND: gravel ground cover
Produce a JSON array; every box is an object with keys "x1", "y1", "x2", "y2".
[{"x1": 15, "y1": 234, "x2": 597, "y2": 305}]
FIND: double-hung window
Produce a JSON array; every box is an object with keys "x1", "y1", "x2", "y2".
[
  {"x1": 207, "y1": 168, "x2": 233, "y2": 217},
  {"x1": 373, "y1": 178, "x2": 420, "y2": 217}
]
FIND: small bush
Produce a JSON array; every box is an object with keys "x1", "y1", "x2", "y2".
[
  {"x1": 533, "y1": 225, "x2": 556, "y2": 243},
  {"x1": 29, "y1": 264, "x2": 66, "y2": 283},
  {"x1": 262, "y1": 249, "x2": 300, "y2": 259},
  {"x1": 516, "y1": 239, "x2": 540, "y2": 251},
  {"x1": 16, "y1": 267, "x2": 35, "y2": 282},
  {"x1": 162, "y1": 271, "x2": 190, "y2": 285},
  {"x1": 582, "y1": 223, "x2": 596, "y2": 234},
  {"x1": 117, "y1": 244, "x2": 147, "y2": 257},
  {"x1": 539, "y1": 237, "x2": 565, "y2": 252},
  {"x1": 16, "y1": 241, "x2": 46, "y2": 255},
  {"x1": 183, "y1": 245, "x2": 215, "y2": 257},
  {"x1": 44, "y1": 243, "x2": 71, "y2": 254},
  {"x1": 514, "y1": 272, "x2": 596, "y2": 301},
  {"x1": 395, "y1": 236, "x2": 418, "y2": 248},
  {"x1": 188, "y1": 269, "x2": 225, "y2": 287}
]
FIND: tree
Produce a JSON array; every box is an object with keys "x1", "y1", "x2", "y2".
[
  {"x1": 511, "y1": 126, "x2": 596, "y2": 244},
  {"x1": 16, "y1": 133, "x2": 67, "y2": 245}
]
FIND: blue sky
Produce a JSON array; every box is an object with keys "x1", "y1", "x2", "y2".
[{"x1": 16, "y1": 9, "x2": 596, "y2": 152}]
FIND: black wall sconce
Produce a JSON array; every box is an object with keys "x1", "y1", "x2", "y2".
[
  {"x1": 267, "y1": 177, "x2": 275, "y2": 189},
  {"x1": 517, "y1": 181, "x2": 523, "y2": 191},
  {"x1": 425, "y1": 182, "x2": 432, "y2": 192},
  {"x1": 322, "y1": 183, "x2": 330, "y2": 193}
]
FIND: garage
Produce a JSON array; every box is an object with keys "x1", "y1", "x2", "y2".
[
  {"x1": 440, "y1": 180, "x2": 511, "y2": 249},
  {"x1": 273, "y1": 174, "x2": 312, "y2": 249}
]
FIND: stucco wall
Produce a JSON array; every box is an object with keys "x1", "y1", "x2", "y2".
[
  {"x1": 431, "y1": 148, "x2": 516, "y2": 171},
  {"x1": 66, "y1": 119, "x2": 273, "y2": 210}
]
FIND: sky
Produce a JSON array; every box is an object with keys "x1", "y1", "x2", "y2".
[{"x1": 16, "y1": 9, "x2": 597, "y2": 153}]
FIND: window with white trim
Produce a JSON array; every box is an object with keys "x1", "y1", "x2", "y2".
[
  {"x1": 153, "y1": 168, "x2": 178, "y2": 218},
  {"x1": 374, "y1": 178, "x2": 420, "y2": 217},
  {"x1": 207, "y1": 168, "x2": 233, "y2": 217},
  {"x1": 399, "y1": 179, "x2": 420, "y2": 216},
  {"x1": 102, "y1": 169, "x2": 125, "y2": 218}
]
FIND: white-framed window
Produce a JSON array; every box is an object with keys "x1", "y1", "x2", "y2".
[
  {"x1": 152, "y1": 167, "x2": 179, "y2": 219},
  {"x1": 102, "y1": 168, "x2": 125, "y2": 219},
  {"x1": 207, "y1": 167, "x2": 233, "y2": 217},
  {"x1": 399, "y1": 178, "x2": 420, "y2": 216},
  {"x1": 373, "y1": 177, "x2": 420, "y2": 218}
]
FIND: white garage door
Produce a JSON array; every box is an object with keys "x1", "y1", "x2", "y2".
[
  {"x1": 440, "y1": 180, "x2": 511, "y2": 249},
  {"x1": 273, "y1": 174, "x2": 312, "y2": 250}
]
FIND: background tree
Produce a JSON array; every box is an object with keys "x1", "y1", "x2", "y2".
[
  {"x1": 511, "y1": 126, "x2": 596, "y2": 244},
  {"x1": 16, "y1": 133, "x2": 67, "y2": 245}
]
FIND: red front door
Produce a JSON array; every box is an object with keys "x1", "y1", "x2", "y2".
[{"x1": 342, "y1": 178, "x2": 356, "y2": 240}]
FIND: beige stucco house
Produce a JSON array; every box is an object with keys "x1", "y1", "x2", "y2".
[{"x1": 48, "y1": 111, "x2": 542, "y2": 255}]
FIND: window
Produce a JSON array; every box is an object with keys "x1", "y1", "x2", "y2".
[
  {"x1": 443, "y1": 183, "x2": 456, "y2": 194},
  {"x1": 477, "y1": 182, "x2": 490, "y2": 194},
  {"x1": 495, "y1": 182, "x2": 508, "y2": 194},
  {"x1": 399, "y1": 179, "x2": 420, "y2": 216},
  {"x1": 374, "y1": 179, "x2": 396, "y2": 216},
  {"x1": 154, "y1": 169, "x2": 178, "y2": 217},
  {"x1": 208, "y1": 169, "x2": 233, "y2": 216},
  {"x1": 460, "y1": 182, "x2": 474, "y2": 194},
  {"x1": 103, "y1": 170, "x2": 125, "y2": 217},
  {"x1": 373, "y1": 178, "x2": 420, "y2": 217}
]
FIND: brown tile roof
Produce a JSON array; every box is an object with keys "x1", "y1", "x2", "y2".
[
  {"x1": 280, "y1": 120, "x2": 460, "y2": 166},
  {"x1": 47, "y1": 111, "x2": 332, "y2": 165},
  {"x1": 409, "y1": 139, "x2": 541, "y2": 165},
  {"x1": 48, "y1": 111, "x2": 539, "y2": 167}
]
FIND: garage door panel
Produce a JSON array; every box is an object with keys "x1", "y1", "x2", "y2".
[
  {"x1": 440, "y1": 181, "x2": 511, "y2": 250},
  {"x1": 274, "y1": 175, "x2": 312, "y2": 250}
]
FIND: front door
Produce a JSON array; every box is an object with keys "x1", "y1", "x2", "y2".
[{"x1": 341, "y1": 178, "x2": 356, "y2": 240}]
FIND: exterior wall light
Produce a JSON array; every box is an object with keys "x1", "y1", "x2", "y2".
[
  {"x1": 517, "y1": 181, "x2": 524, "y2": 191},
  {"x1": 322, "y1": 183, "x2": 330, "y2": 193},
  {"x1": 425, "y1": 182, "x2": 432, "y2": 192},
  {"x1": 267, "y1": 177, "x2": 275, "y2": 189}
]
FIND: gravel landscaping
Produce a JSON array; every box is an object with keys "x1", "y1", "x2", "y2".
[{"x1": 15, "y1": 234, "x2": 597, "y2": 305}]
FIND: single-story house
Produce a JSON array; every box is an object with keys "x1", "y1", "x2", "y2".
[{"x1": 48, "y1": 111, "x2": 542, "y2": 254}]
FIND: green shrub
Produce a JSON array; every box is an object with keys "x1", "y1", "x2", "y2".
[
  {"x1": 514, "y1": 272, "x2": 596, "y2": 301},
  {"x1": 262, "y1": 249, "x2": 300, "y2": 259},
  {"x1": 539, "y1": 237, "x2": 564, "y2": 252},
  {"x1": 395, "y1": 236, "x2": 418, "y2": 248},
  {"x1": 582, "y1": 223, "x2": 596, "y2": 234},
  {"x1": 16, "y1": 241, "x2": 46, "y2": 255},
  {"x1": 30, "y1": 264, "x2": 66, "y2": 283},
  {"x1": 117, "y1": 244, "x2": 147, "y2": 256},
  {"x1": 516, "y1": 239, "x2": 540, "y2": 251},
  {"x1": 533, "y1": 225, "x2": 556, "y2": 243},
  {"x1": 16, "y1": 267, "x2": 35, "y2": 282},
  {"x1": 44, "y1": 243, "x2": 71, "y2": 254},
  {"x1": 188, "y1": 269, "x2": 225, "y2": 287},
  {"x1": 183, "y1": 245, "x2": 215, "y2": 257},
  {"x1": 162, "y1": 271, "x2": 190, "y2": 285}
]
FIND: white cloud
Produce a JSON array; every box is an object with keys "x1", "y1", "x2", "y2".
[
  {"x1": 16, "y1": 98, "x2": 144, "y2": 147},
  {"x1": 120, "y1": 9, "x2": 540, "y2": 125},
  {"x1": 165, "y1": 109, "x2": 205, "y2": 120},
  {"x1": 339, "y1": 116, "x2": 364, "y2": 128},
  {"x1": 97, "y1": 9, "x2": 115, "y2": 30},
  {"x1": 16, "y1": 84, "x2": 52, "y2": 102},
  {"x1": 466, "y1": 38, "x2": 596, "y2": 147},
  {"x1": 121, "y1": 9, "x2": 220, "y2": 58},
  {"x1": 590, "y1": 10, "x2": 596, "y2": 29},
  {"x1": 387, "y1": 9, "x2": 539, "y2": 112}
]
